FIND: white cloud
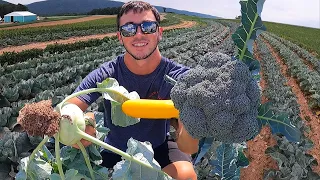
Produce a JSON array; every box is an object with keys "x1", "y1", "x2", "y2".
[
  {"x1": 4, "y1": 0, "x2": 45, "y2": 4},
  {"x1": 262, "y1": 0, "x2": 320, "y2": 28},
  {"x1": 5, "y1": 0, "x2": 320, "y2": 28}
]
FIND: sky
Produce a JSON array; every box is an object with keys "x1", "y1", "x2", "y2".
[{"x1": 5, "y1": 0, "x2": 320, "y2": 29}]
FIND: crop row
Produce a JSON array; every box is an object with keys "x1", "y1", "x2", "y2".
[
  {"x1": 261, "y1": 33, "x2": 320, "y2": 109},
  {"x1": 163, "y1": 26, "x2": 230, "y2": 67},
  {"x1": 266, "y1": 32, "x2": 320, "y2": 73},
  {"x1": 256, "y1": 36, "x2": 318, "y2": 180},
  {"x1": 256, "y1": 38, "x2": 301, "y2": 125},
  {"x1": 0, "y1": 14, "x2": 182, "y2": 48},
  {"x1": 0, "y1": 18, "x2": 116, "y2": 48}
]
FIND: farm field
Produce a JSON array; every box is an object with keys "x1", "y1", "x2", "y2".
[
  {"x1": 0, "y1": 13, "x2": 182, "y2": 49},
  {"x1": 0, "y1": 11, "x2": 320, "y2": 179},
  {"x1": 0, "y1": 15, "x2": 110, "y2": 30},
  {"x1": 225, "y1": 19, "x2": 320, "y2": 58}
]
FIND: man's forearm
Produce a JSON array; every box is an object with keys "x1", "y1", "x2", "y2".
[{"x1": 175, "y1": 119, "x2": 199, "y2": 155}]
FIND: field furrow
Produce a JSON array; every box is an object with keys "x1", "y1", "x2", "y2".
[{"x1": 261, "y1": 35, "x2": 320, "y2": 174}]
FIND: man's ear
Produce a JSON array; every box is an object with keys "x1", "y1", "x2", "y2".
[
  {"x1": 117, "y1": 31, "x2": 123, "y2": 45},
  {"x1": 158, "y1": 27, "x2": 163, "y2": 41}
]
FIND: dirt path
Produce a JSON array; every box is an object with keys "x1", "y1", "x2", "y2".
[
  {"x1": 261, "y1": 36, "x2": 320, "y2": 174},
  {"x1": 0, "y1": 15, "x2": 115, "y2": 30},
  {"x1": 240, "y1": 42, "x2": 279, "y2": 180},
  {"x1": 0, "y1": 20, "x2": 196, "y2": 55}
]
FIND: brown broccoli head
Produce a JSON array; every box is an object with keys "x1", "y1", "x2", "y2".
[{"x1": 17, "y1": 100, "x2": 60, "y2": 137}]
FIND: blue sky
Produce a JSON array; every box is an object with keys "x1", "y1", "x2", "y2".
[{"x1": 5, "y1": 0, "x2": 320, "y2": 29}]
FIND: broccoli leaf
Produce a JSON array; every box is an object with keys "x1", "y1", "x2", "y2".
[
  {"x1": 257, "y1": 102, "x2": 301, "y2": 142},
  {"x1": 232, "y1": 0, "x2": 266, "y2": 73},
  {"x1": 0, "y1": 107, "x2": 12, "y2": 127},
  {"x1": 0, "y1": 94, "x2": 10, "y2": 108},
  {"x1": 112, "y1": 138, "x2": 173, "y2": 180},
  {"x1": 236, "y1": 146, "x2": 249, "y2": 167},
  {"x1": 193, "y1": 137, "x2": 214, "y2": 165},
  {"x1": 210, "y1": 143, "x2": 240, "y2": 179},
  {"x1": 2, "y1": 85, "x2": 19, "y2": 102},
  {"x1": 97, "y1": 78, "x2": 141, "y2": 127},
  {"x1": 264, "y1": 135, "x2": 320, "y2": 180},
  {"x1": 59, "y1": 145, "x2": 110, "y2": 179},
  {"x1": 50, "y1": 169, "x2": 89, "y2": 180},
  {"x1": 16, "y1": 152, "x2": 53, "y2": 180}
]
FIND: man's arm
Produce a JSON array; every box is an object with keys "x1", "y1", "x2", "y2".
[
  {"x1": 171, "y1": 118, "x2": 199, "y2": 155},
  {"x1": 67, "y1": 97, "x2": 89, "y2": 112}
]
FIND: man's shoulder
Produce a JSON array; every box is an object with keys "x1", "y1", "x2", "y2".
[
  {"x1": 92, "y1": 54, "x2": 124, "y2": 73},
  {"x1": 85, "y1": 54, "x2": 124, "y2": 80},
  {"x1": 161, "y1": 56, "x2": 189, "y2": 69},
  {"x1": 161, "y1": 56, "x2": 190, "y2": 79},
  {"x1": 100, "y1": 54, "x2": 124, "y2": 69}
]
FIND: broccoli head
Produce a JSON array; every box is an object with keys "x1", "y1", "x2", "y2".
[{"x1": 170, "y1": 52, "x2": 260, "y2": 143}]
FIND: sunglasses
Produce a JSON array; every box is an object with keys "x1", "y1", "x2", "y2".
[{"x1": 119, "y1": 21, "x2": 159, "y2": 37}]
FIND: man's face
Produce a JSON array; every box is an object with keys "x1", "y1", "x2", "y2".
[{"x1": 117, "y1": 10, "x2": 163, "y2": 60}]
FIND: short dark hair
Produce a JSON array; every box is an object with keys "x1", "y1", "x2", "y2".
[{"x1": 117, "y1": 1, "x2": 161, "y2": 30}]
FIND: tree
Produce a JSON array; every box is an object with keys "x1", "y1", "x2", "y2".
[{"x1": 163, "y1": 7, "x2": 166, "y2": 12}]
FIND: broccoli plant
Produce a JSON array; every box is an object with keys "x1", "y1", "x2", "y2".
[{"x1": 166, "y1": 0, "x2": 305, "y2": 179}]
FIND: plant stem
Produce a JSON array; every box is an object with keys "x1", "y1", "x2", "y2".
[
  {"x1": 239, "y1": 13, "x2": 259, "y2": 61},
  {"x1": 54, "y1": 133, "x2": 65, "y2": 180},
  {"x1": 26, "y1": 136, "x2": 49, "y2": 177},
  {"x1": 77, "y1": 141, "x2": 95, "y2": 180},
  {"x1": 77, "y1": 129, "x2": 170, "y2": 177},
  {"x1": 164, "y1": 75, "x2": 177, "y2": 86}
]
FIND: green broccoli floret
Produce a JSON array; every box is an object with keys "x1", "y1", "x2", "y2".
[{"x1": 170, "y1": 52, "x2": 260, "y2": 143}]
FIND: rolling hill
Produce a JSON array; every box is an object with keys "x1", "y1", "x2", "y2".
[{"x1": 23, "y1": 0, "x2": 218, "y2": 18}]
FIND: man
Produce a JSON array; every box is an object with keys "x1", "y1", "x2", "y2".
[{"x1": 68, "y1": 1, "x2": 199, "y2": 179}]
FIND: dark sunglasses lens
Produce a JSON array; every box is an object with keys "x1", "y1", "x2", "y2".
[
  {"x1": 121, "y1": 23, "x2": 137, "y2": 37},
  {"x1": 141, "y1": 21, "x2": 158, "y2": 34}
]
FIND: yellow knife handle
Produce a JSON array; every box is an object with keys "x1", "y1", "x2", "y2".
[{"x1": 121, "y1": 99, "x2": 179, "y2": 119}]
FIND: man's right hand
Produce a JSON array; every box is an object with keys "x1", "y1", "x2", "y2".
[{"x1": 72, "y1": 112, "x2": 96, "y2": 149}]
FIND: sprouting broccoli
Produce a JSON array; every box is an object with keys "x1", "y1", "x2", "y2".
[{"x1": 170, "y1": 52, "x2": 260, "y2": 143}]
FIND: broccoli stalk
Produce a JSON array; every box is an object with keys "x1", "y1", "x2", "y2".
[{"x1": 170, "y1": 52, "x2": 260, "y2": 143}]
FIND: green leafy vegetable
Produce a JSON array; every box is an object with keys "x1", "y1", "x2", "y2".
[
  {"x1": 97, "y1": 78, "x2": 140, "y2": 127},
  {"x1": 112, "y1": 138, "x2": 173, "y2": 180},
  {"x1": 232, "y1": 0, "x2": 266, "y2": 73},
  {"x1": 257, "y1": 102, "x2": 301, "y2": 142}
]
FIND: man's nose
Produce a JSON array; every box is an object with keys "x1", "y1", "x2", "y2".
[{"x1": 135, "y1": 26, "x2": 144, "y2": 36}]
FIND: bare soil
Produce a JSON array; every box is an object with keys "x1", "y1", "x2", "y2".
[
  {"x1": 240, "y1": 126, "x2": 279, "y2": 180},
  {"x1": 239, "y1": 42, "x2": 279, "y2": 180},
  {"x1": 261, "y1": 36, "x2": 320, "y2": 174},
  {"x1": 0, "y1": 20, "x2": 196, "y2": 55},
  {"x1": 0, "y1": 15, "x2": 115, "y2": 30}
]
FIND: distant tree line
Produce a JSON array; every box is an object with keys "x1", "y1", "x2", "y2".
[
  {"x1": 87, "y1": 7, "x2": 121, "y2": 15},
  {"x1": 0, "y1": 3, "x2": 28, "y2": 18}
]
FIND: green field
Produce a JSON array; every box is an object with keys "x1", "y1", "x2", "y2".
[
  {"x1": 264, "y1": 21, "x2": 320, "y2": 58},
  {"x1": 1, "y1": 9, "x2": 320, "y2": 179},
  {"x1": 0, "y1": 15, "x2": 88, "y2": 29},
  {"x1": 221, "y1": 19, "x2": 320, "y2": 58}
]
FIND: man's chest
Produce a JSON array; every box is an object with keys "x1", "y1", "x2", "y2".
[{"x1": 117, "y1": 74, "x2": 172, "y2": 100}]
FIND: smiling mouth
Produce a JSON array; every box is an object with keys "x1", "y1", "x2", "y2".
[{"x1": 133, "y1": 42, "x2": 148, "y2": 47}]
